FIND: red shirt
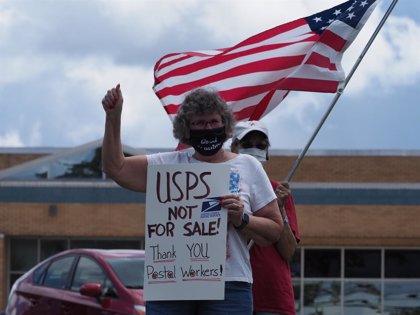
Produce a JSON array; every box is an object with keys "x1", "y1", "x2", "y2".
[{"x1": 250, "y1": 181, "x2": 300, "y2": 314}]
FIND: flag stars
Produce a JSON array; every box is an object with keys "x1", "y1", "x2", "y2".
[
  {"x1": 313, "y1": 16, "x2": 322, "y2": 23},
  {"x1": 347, "y1": 12, "x2": 356, "y2": 20},
  {"x1": 305, "y1": 0, "x2": 375, "y2": 34}
]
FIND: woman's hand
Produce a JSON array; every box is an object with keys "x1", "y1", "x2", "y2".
[
  {"x1": 221, "y1": 194, "x2": 245, "y2": 227},
  {"x1": 274, "y1": 181, "x2": 291, "y2": 208},
  {"x1": 102, "y1": 84, "x2": 123, "y2": 116}
]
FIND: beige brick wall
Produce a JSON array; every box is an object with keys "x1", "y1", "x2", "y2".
[
  {"x1": 0, "y1": 203, "x2": 145, "y2": 237},
  {"x1": 265, "y1": 155, "x2": 420, "y2": 183},
  {"x1": 297, "y1": 204, "x2": 420, "y2": 247},
  {"x1": 2, "y1": 202, "x2": 419, "y2": 248}
]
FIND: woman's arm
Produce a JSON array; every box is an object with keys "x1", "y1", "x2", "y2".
[
  {"x1": 273, "y1": 182, "x2": 298, "y2": 261},
  {"x1": 101, "y1": 84, "x2": 148, "y2": 192},
  {"x1": 274, "y1": 204, "x2": 298, "y2": 261},
  {"x1": 222, "y1": 196, "x2": 284, "y2": 246},
  {"x1": 247, "y1": 199, "x2": 284, "y2": 245}
]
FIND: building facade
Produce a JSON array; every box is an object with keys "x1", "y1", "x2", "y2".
[{"x1": 1, "y1": 140, "x2": 420, "y2": 314}]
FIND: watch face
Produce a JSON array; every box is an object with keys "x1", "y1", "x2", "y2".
[{"x1": 243, "y1": 212, "x2": 250, "y2": 224}]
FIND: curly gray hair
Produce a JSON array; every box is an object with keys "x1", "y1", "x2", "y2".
[{"x1": 173, "y1": 88, "x2": 236, "y2": 145}]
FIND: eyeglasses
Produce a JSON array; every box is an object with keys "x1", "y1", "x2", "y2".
[
  {"x1": 240, "y1": 141, "x2": 269, "y2": 150},
  {"x1": 190, "y1": 119, "x2": 224, "y2": 129}
]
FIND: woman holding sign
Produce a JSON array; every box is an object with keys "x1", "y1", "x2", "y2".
[{"x1": 101, "y1": 85, "x2": 283, "y2": 315}]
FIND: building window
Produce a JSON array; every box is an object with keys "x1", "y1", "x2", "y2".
[
  {"x1": 345, "y1": 249, "x2": 381, "y2": 278},
  {"x1": 383, "y1": 282, "x2": 420, "y2": 314},
  {"x1": 383, "y1": 250, "x2": 420, "y2": 314},
  {"x1": 343, "y1": 281, "x2": 381, "y2": 314},
  {"x1": 304, "y1": 249, "x2": 341, "y2": 278},
  {"x1": 303, "y1": 281, "x2": 341, "y2": 314},
  {"x1": 291, "y1": 248, "x2": 420, "y2": 314},
  {"x1": 9, "y1": 239, "x2": 38, "y2": 284},
  {"x1": 385, "y1": 249, "x2": 420, "y2": 278},
  {"x1": 41, "y1": 239, "x2": 68, "y2": 261},
  {"x1": 49, "y1": 148, "x2": 103, "y2": 179}
]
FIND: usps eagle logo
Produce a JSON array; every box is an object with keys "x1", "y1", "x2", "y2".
[{"x1": 200, "y1": 197, "x2": 221, "y2": 218}]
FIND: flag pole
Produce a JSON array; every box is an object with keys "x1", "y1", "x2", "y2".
[{"x1": 284, "y1": 0, "x2": 399, "y2": 182}]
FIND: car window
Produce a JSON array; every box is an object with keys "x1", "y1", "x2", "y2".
[
  {"x1": 107, "y1": 258, "x2": 144, "y2": 289},
  {"x1": 33, "y1": 262, "x2": 49, "y2": 285},
  {"x1": 43, "y1": 256, "x2": 75, "y2": 289},
  {"x1": 70, "y1": 256, "x2": 108, "y2": 291}
]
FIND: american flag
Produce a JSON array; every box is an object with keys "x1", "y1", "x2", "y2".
[{"x1": 153, "y1": 0, "x2": 379, "y2": 122}]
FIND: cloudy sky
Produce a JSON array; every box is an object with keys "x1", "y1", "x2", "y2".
[{"x1": 1, "y1": 0, "x2": 419, "y2": 151}]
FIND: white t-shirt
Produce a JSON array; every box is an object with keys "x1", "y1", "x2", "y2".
[{"x1": 146, "y1": 150, "x2": 276, "y2": 283}]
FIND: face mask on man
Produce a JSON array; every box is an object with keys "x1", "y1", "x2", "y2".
[
  {"x1": 239, "y1": 147, "x2": 267, "y2": 164},
  {"x1": 190, "y1": 127, "x2": 226, "y2": 156}
]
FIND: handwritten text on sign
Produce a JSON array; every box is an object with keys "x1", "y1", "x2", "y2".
[{"x1": 144, "y1": 163, "x2": 230, "y2": 301}]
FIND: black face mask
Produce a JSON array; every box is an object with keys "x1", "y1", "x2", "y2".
[{"x1": 189, "y1": 127, "x2": 227, "y2": 156}]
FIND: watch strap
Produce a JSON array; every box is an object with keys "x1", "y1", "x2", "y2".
[{"x1": 234, "y1": 212, "x2": 249, "y2": 230}]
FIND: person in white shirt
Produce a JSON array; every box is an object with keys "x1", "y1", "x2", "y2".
[{"x1": 101, "y1": 85, "x2": 283, "y2": 315}]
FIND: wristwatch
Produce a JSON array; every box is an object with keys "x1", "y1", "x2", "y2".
[{"x1": 234, "y1": 212, "x2": 250, "y2": 230}]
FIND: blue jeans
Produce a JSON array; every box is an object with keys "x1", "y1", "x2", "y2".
[{"x1": 146, "y1": 281, "x2": 252, "y2": 315}]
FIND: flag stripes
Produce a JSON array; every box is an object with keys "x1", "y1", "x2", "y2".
[{"x1": 153, "y1": 0, "x2": 378, "y2": 122}]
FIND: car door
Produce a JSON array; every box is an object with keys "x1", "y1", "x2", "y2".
[
  {"x1": 23, "y1": 255, "x2": 76, "y2": 315},
  {"x1": 60, "y1": 255, "x2": 116, "y2": 315}
]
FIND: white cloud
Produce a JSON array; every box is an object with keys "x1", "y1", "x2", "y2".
[
  {"x1": 28, "y1": 122, "x2": 42, "y2": 146},
  {"x1": 376, "y1": 16, "x2": 420, "y2": 85},
  {"x1": 341, "y1": 7, "x2": 420, "y2": 94},
  {"x1": 0, "y1": 130, "x2": 24, "y2": 147},
  {"x1": 64, "y1": 57, "x2": 175, "y2": 147},
  {"x1": 99, "y1": 0, "x2": 198, "y2": 45},
  {"x1": 0, "y1": 56, "x2": 51, "y2": 85}
]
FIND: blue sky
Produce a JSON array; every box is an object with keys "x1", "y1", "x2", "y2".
[{"x1": 0, "y1": 0, "x2": 419, "y2": 150}]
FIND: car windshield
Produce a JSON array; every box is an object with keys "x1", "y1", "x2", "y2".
[{"x1": 106, "y1": 257, "x2": 144, "y2": 289}]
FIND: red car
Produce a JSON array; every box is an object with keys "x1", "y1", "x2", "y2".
[{"x1": 6, "y1": 249, "x2": 146, "y2": 315}]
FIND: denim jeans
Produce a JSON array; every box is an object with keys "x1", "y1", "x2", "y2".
[{"x1": 146, "y1": 281, "x2": 252, "y2": 315}]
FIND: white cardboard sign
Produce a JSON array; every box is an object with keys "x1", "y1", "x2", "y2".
[{"x1": 144, "y1": 163, "x2": 230, "y2": 301}]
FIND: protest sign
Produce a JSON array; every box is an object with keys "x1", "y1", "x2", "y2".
[{"x1": 144, "y1": 163, "x2": 230, "y2": 300}]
